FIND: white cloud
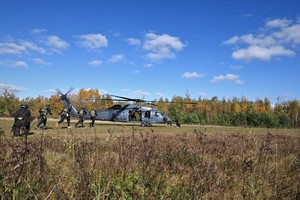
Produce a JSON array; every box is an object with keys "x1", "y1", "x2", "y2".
[
  {"x1": 266, "y1": 18, "x2": 292, "y2": 28},
  {"x1": 0, "y1": 42, "x2": 27, "y2": 55},
  {"x1": 0, "y1": 83, "x2": 25, "y2": 93},
  {"x1": 33, "y1": 58, "x2": 52, "y2": 65},
  {"x1": 31, "y1": 28, "x2": 47, "y2": 34},
  {"x1": 232, "y1": 45, "x2": 294, "y2": 60},
  {"x1": 45, "y1": 36, "x2": 69, "y2": 49},
  {"x1": 155, "y1": 92, "x2": 164, "y2": 97},
  {"x1": 222, "y1": 36, "x2": 239, "y2": 45},
  {"x1": 210, "y1": 73, "x2": 243, "y2": 84},
  {"x1": 14, "y1": 61, "x2": 28, "y2": 68},
  {"x1": 78, "y1": 34, "x2": 108, "y2": 49},
  {"x1": 126, "y1": 38, "x2": 141, "y2": 46},
  {"x1": 182, "y1": 72, "x2": 204, "y2": 79},
  {"x1": 223, "y1": 17, "x2": 300, "y2": 61},
  {"x1": 132, "y1": 89, "x2": 150, "y2": 98},
  {"x1": 143, "y1": 33, "x2": 185, "y2": 61},
  {"x1": 108, "y1": 54, "x2": 124, "y2": 63},
  {"x1": 21, "y1": 41, "x2": 46, "y2": 54},
  {"x1": 144, "y1": 63, "x2": 153, "y2": 68},
  {"x1": 88, "y1": 60, "x2": 103, "y2": 66},
  {"x1": 273, "y1": 24, "x2": 300, "y2": 45}
]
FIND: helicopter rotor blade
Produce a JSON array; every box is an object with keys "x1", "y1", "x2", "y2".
[
  {"x1": 56, "y1": 87, "x2": 74, "y2": 100},
  {"x1": 56, "y1": 88, "x2": 63, "y2": 96},
  {"x1": 110, "y1": 95, "x2": 145, "y2": 103},
  {"x1": 110, "y1": 95, "x2": 132, "y2": 101}
]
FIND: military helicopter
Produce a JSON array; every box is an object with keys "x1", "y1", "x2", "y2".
[{"x1": 57, "y1": 89, "x2": 173, "y2": 126}]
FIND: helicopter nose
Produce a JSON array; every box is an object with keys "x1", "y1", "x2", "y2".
[{"x1": 163, "y1": 116, "x2": 172, "y2": 122}]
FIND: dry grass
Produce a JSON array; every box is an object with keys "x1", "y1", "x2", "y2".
[{"x1": 0, "y1": 118, "x2": 300, "y2": 199}]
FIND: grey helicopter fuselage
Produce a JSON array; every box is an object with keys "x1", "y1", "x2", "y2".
[{"x1": 61, "y1": 95, "x2": 172, "y2": 126}]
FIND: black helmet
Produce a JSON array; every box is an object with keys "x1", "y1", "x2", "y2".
[{"x1": 21, "y1": 104, "x2": 28, "y2": 109}]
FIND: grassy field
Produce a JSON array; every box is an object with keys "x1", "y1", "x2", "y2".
[{"x1": 1, "y1": 118, "x2": 300, "y2": 199}]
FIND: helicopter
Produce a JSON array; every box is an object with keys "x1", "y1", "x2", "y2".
[{"x1": 57, "y1": 88, "x2": 173, "y2": 126}]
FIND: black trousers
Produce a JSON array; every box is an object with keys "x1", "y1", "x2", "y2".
[
  {"x1": 75, "y1": 116, "x2": 84, "y2": 127},
  {"x1": 58, "y1": 115, "x2": 70, "y2": 126},
  {"x1": 37, "y1": 116, "x2": 47, "y2": 127},
  {"x1": 12, "y1": 119, "x2": 30, "y2": 135},
  {"x1": 90, "y1": 116, "x2": 96, "y2": 126}
]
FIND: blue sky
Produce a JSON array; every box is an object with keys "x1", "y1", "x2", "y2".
[{"x1": 1, "y1": 0, "x2": 300, "y2": 103}]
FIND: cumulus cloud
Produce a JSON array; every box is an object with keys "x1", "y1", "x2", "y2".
[
  {"x1": 0, "y1": 35, "x2": 67, "y2": 56},
  {"x1": 78, "y1": 34, "x2": 108, "y2": 49},
  {"x1": 223, "y1": 18, "x2": 300, "y2": 61},
  {"x1": 143, "y1": 33, "x2": 185, "y2": 61},
  {"x1": 14, "y1": 61, "x2": 28, "y2": 68},
  {"x1": 31, "y1": 28, "x2": 47, "y2": 34},
  {"x1": 232, "y1": 45, "x2": 294, "y2": 60},
  {"x1": 132, "y1": 89, "x2": 150, "y2": 98},
  {"x1": 210, "y1": 73, "x2": 243, "y2": 84},
  {"x1": 266, "y1": 18, "x2": 292, "y2": 28},
  {"x1": 155, "y1": 92, "x2": 164, "y2": 97},
  {"x1": 144, "y1": 63, "x2": 153, "y2": 68},
  {"x1": 0, "y1": 42, "x2": 27, "y2": 55},
  {"x1": 126, "y1": 38, "x2": 141, "y2": 46},
  {"x1": 0, "y1": 83, "x2": 25, "y2": 93},
  {"x1": 108, "y1": 54, "x2": 124, "y2": 63},
  {"x1": 33, "y1": 58, "x2": 52, "y2": 65},
  {"x1": 182, "y1": 72, "x2": 204, "y2": 79},
  {"x1": 88, "y1": 60, "x2": 103, "y2": 66},
  {"x1": 45, "y1": 36, "x2": 69, "y2": 49},
  {"x1": 21, "y1": 41, "x2": 46, "y2": 54}
]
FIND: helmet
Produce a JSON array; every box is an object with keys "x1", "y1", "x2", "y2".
[
  {"x1": 46, "y1": 103, "x2": 50, "y2": 106},
  {"x1": 21, "y1": 104, "x2": 28, "y2": 109}
]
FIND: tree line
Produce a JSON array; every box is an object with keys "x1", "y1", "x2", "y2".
[{"x1": 0, "y1": 88, "x2": 299, "y2": 128}]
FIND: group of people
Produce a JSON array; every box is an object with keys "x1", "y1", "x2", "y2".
[
  {"x1": 56, "y1": 106, "x2": 97, "y2": 129},
  {"x1": 12, "y1": 103, "x2": 98, "y2": 136}
]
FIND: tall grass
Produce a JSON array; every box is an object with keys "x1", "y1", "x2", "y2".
[{"x1": 0, "y1": 125, "x2": 299, "y2": 199}]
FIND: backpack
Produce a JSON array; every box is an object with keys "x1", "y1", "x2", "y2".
[
  {"x1": 79, "y1": 109, "x2": 85, "y2": 116},
  {"x1": 39, "y1": 106, "x2": 47, "y2": 115}
]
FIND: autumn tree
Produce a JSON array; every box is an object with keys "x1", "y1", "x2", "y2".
[{"x1": 0, "y1": 88, "x2": 19, "y2": 117}]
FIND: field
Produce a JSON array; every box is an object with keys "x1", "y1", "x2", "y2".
[{"x1": 1, "y1": 118, "x2": 300, "y2": 199}]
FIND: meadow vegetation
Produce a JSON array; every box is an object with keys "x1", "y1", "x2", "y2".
[{"x1": 0, "y1": 119, "x2": 299, "y2": 199}]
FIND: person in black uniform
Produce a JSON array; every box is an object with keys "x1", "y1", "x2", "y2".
[
  {"x1": 89, "y1": 109, "x2": 97, "y2": 127},
  {"x1": 36, "y1": 103, "x2": 53, "y2": 129},
  {"x1": 12, "y1": 104, "x2": 32, "y2": 136},
  {"x1": 56, "y1": 105, "x2": 72, "y2": 128},
  {"x1": 75, "y1": 107, "x2": 87, "y2": 128},
  {"x1": 175, "y1": 118, "x2": 181, "y2": 127}
]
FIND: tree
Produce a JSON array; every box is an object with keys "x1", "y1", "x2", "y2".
[
  {"x1": 0, "y1": 89, "x2": 19, "y2": 117},
  {"x1": 286, "y1": 100, "x2": 299, "y2": 128}
]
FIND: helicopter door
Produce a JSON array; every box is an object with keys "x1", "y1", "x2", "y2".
[
  {"x1": 145, "y1": 111, "x2": 151, "y2": 118},
  {"x1": 115, "y1": 110, "x2": 129, "y2": 122},
  {"x1": 140, "y1": 111, "x2": 150, "y2": 120}
]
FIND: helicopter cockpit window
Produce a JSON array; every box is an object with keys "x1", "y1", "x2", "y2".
[{"x1": 155, "y1": 112, "x2": 162, "y2": 117}]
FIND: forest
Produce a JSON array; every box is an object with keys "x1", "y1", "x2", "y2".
[{"x1": 0, "y1": 87, "x2": 299, "y2": 128}]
